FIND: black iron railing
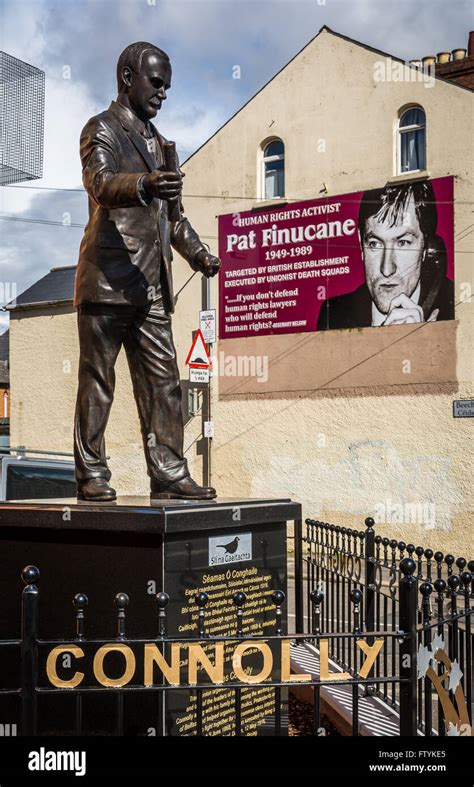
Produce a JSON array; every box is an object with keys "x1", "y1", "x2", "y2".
[
  {"x1": 0, "y1": 555, "x2": 472, "y2": 737},
  {"x1": 0, "y1": 562, "x2": 426, "y2": 737},
  {"x1": 297, "y1": 517, "x2": 474, "y2": 735}
]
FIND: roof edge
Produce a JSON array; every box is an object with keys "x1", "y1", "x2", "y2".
[
  {"x1": 182, "y1": 25, "x2": 329, "y2": 166},
  {"x1": 182, "y1": 25, "x2": 472, "y2": 167}
]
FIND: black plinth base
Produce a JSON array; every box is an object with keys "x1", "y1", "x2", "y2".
[{"x1": 0, "y1": 496, "x2": 301, "y2": 736}]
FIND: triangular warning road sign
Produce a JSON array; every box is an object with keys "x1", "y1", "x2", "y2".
[{"x1": 185, "y1": 329, "x2": 211, "y2": 368}]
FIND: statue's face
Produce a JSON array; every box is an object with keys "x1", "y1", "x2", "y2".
[{"x1": 125, "y1": 51, "x2": 171, "y2": 121}]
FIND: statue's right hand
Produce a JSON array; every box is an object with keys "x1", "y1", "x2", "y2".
[{"x1": 142, "y1": 170, "x2": 184, "y2": 201}]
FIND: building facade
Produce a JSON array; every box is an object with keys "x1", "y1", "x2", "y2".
[
  {"x1": 8, "y1": 27, "x2": 473, "y2": 553},
  {"x1": 0, "y1": 330, "x2": 10, "y2": 447}
]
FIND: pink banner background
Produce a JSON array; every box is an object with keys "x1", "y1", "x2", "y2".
[{"x1": 218, "y1": 176, "x2": 454, "y2": 339}]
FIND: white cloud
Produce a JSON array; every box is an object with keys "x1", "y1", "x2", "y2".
[
  {"x1": 161, "y1": 104, "x2": 225, "y2": 160},
  {"x1": 0, "y1": 0, "x2": 471, "y2": 307},
  {"x1": 42, "y1": 76, "x2": 92, "y2": 190}
]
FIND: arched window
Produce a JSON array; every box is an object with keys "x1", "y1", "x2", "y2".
[
  {"x1": 3, "y1": 390, "x2": 8, "y2": 418},
  {"x1": 262, "y1": 139, "x2": 285, "y2": 199},
  {"x1": 398, "y1": 107, "x2": 426, "y2": 173}
]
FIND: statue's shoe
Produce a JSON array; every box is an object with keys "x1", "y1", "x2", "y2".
[
  {"x1": 151, "y1": 475, "x2": 217, "y2": 500},
  {"x1": 77, "y1": 478, "x2": 117, "y2": 502}
]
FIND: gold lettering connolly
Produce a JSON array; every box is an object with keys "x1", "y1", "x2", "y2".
[
  {"x1": 144, "y1": 643, "x2": 181, "y2": 686},
  {"x1": 232, "y1": 642, "x2": 272, "y2": 683},
  {"x1": 93, "y1": 644, "x2": 136, "y2": 688},
  {"x1": 320, "y1": 639, "x2": 384, "y2": 681},
  {"x1": 45, "y1": 638, "x2": 385, "y2": 687},
  {"x1": 46, "y1": 646, "x2": 85, "y2": 688}
]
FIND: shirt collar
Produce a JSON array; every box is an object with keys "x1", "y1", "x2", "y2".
[
  {"x1": 110, "y1": 100, "x2": 152, "y2": 136},
  {"x1": 371, "y1": 282, "x2": 421, "y2": 326}
]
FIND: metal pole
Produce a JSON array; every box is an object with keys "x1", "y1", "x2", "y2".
[
  {"x1": 364, "y1": 517, "x2": 376, "y2": 694},
  {"x1": 398, "y1": 558, "x2": 418, "y2": 736},
  {"x1": 201, "y1": 276, "x2": 212, "y2": 487},
  {"x1": 294, "y1": 519, "x2": 304, "y2": 633}
]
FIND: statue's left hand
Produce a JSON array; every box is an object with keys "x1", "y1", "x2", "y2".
[{"x1": 192, "y1": 250, "x2": 221, "y2": 278}]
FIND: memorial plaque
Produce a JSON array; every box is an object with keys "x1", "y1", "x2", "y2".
[
  {"x1": 164, "y1": 522, "x2": 288, "y2": 736},
  {"x1": 0, "y1": 497, "x2": 299, "y2": 736}
]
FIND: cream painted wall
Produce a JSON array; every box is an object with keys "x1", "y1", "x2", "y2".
[
  {"x1": 173, "y1": 29, "x2": 474, "y2": 554},
  {"x1": 9, "y1": 29, "x2": 474, "y2": 554}
]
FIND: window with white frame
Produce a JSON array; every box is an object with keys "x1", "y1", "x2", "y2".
[
  {"x1": 398, "y1": 107, "x2": 426, "y2": 174},
  {"x1": 262, "y1": 139, "x2": 285, "y2": 199}
]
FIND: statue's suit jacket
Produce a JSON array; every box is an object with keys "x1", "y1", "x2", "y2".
[{"x1": 74, "y1": 100, "x2": 205, "y2": 312}]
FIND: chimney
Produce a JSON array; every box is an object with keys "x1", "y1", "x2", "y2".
[
  {"x1": 422, "y1": 55, "x2": 436, "y2": 67},
  {"x1": 436, "y1": 52, "x2": 451, "y2": 64},
  {"x1": 469, "y1": 31, "x2": 474, "y2": 57},
  {"x1": 430, "y1": 32, "x2": 474, "y2": 89}
]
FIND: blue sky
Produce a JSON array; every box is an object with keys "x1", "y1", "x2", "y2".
[{"x1": 0, "y1": 0, "x2": 472, "y2": 332}]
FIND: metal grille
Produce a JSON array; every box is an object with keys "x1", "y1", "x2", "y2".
[
  {"x1": 0, "y1": 51, "x2": 45, "y2": 185},
  {"x1": 297, "y1": 517, "x2": 474, "y2": 735},
  {"x1": 0, "y1": 565, "x2": 413, "y2": 736}
]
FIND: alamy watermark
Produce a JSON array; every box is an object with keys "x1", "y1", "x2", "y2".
[
  {"x1": 211, "y1": 351, "x2": 268, "y2": 383},
  {"x1": 373, "y1": 58, "x2": 436, "y2": 89},
  {"x1": 28, "y1": 747, "x2": 86, "y2": 776},
  {"x1": 374, "y1": 499, "x2": 436, "y2": 528}
]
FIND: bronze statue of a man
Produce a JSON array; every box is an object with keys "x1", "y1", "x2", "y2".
[{"x1": 73, "y1": 41, "x2": 220, "y2": 502}]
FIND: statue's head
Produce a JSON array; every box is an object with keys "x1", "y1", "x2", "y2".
[{"x1": 116, "y1": 41, "x2": 171, "y2": 121}]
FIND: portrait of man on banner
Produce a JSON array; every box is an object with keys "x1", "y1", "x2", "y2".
[{"x1": 317, "y1": 180, "x2": 455, "y2": 330}]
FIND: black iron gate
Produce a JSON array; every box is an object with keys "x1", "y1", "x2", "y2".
[
  {"x1": 1, "y1": 553, "x2": 471, "y2": 737},
  {"x1": 295, "y1": 517, "x2": 473, "y2": 736}
]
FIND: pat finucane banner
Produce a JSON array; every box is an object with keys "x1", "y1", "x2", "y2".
[{"x1": 218, "y1": 176, "x2": 454, "y2": 338}]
